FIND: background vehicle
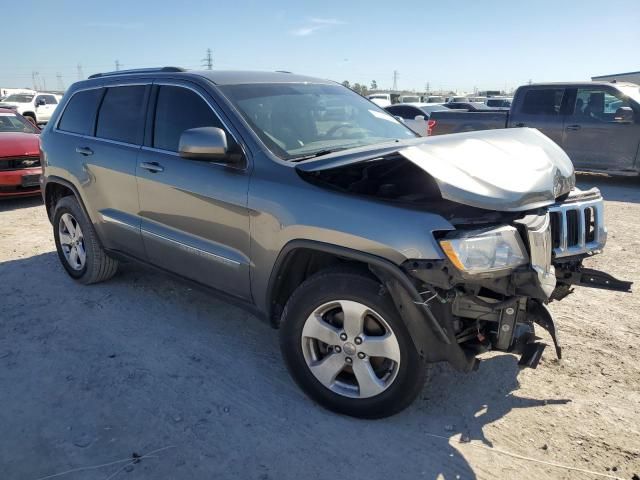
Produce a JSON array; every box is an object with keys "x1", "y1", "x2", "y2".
[
  {"x1": 444, "y1": 101, "x2": 497, "y2": 111},
  {"x1": 41, "y1": 69, "x2": 629, "y2": 418},
  {"x1": 385, "y1": 103, "x2": 450, "y2": 135},
  {"x1": 422, "y1": 95, "x2": 446, "y2": 103},
  {"x1": 0, "y1": 92, "x2": 61, "y2": 125},
  {"x1": 429, "y1": 82, "x2": 640, "y2": 174},
  {"x1": 485, "y1": 96, "x2": 513, "y2": 109},
  {"x1": 0, "y1": 108, "x2": 41, "y2": 197},
  {"x1": 398, "y1": 95, "x2": 421, "y2": 103},
  {"x1": 367, "y1": 93, "x2": 395, "y2": 107},
  {"x1": 446, "y1": 95, "x2": 469, "y2": 103}
]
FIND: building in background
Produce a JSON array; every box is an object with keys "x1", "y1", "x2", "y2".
[{"x1": 591, "y1": 70, "x2": 640, "y2": 85}]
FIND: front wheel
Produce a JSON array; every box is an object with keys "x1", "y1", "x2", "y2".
[{"x1": 279, "y1": 268, "x2": 428, "y2": 418}]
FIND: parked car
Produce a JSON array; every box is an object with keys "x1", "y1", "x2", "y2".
[
  {"x1": 0, "y1": 108, "x2": 42, "y2": 197},
  {"x1": 446, "y1": 96, "x2": 469, "y2": 103},
  {"x1": 397, "y1": 95, "x2": 419, "y2": 103},
  {"x1": 485, "y1": 96, "x2": 513, "y2": 109},
  {"x1": 444, "y1": 101, "x2": 497, "y2": 111},
  {"x1": 384, "y1": 103, "x2": 450, "y2": 135},
  {"x1": 40, "y1": 68, "x2": 630, "y2": 418},
  {"x1": 367, "y1": 93, "x2": 393, "y2": 107},
  {"x1": 429, "y1": 82, "x2": 640, "y2": 175},
  {"x1": 421, "y1": 95, "x2": 446, "y2": 103},
  {"x1": 0, "y1": 92, "x2": 61, "y2": 125}
]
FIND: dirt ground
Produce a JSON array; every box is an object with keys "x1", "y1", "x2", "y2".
[{"x1": 0, "y1": 175, "x2": 638, "y2": 480}]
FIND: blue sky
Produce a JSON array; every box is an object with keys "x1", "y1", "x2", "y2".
[{"x1": 3, "y1": 0, "x2": 638, "y2": 93}]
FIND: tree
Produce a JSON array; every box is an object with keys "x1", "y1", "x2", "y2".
[
  {"x1": 341, "y1": 80, "x2": 350, "y2": 88},
  {"x1": 370, "y1": 80, "x2": 378, "y2": 90}
]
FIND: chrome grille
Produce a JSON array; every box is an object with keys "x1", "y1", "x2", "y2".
[{"x1": 548, "y1": 189, "x2": 606, "y2": 258}]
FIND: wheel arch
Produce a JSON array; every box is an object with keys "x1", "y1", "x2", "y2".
[
  {"x1": 266, "y1": 240, "x2": 476, "y2": 371},
  {"x1": 44, "y1": 176, "x2": 90, "y2": 224}
]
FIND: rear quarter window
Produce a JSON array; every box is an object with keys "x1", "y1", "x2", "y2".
[
  {"x1": 521, "y1": 89, "x2": 564, "y2": 115},
  {"x1": 57, "y1": 88, "x2": 103, "y2": 135}
]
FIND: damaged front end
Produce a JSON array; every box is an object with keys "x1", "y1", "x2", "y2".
[
  {"x1": 406, "y1": 187, "x2": 632, "y2": 369},
  {"x1": 295, "y1": 128, "x2": 632, "y2": 370}
]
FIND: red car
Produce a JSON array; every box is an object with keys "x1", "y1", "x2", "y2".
[{"x1": 0, "y1": 107, "x2": 41, "y2": 197}]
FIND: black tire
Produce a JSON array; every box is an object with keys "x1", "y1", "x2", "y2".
[
  {"x1": 52, "y1": 195, "x2": 118, "y2": 284},
  {"x1": 279, "y1": 267, "x2": 427, "y2": 418}
]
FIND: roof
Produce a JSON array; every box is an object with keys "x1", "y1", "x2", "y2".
[
  {"x1": 592, "y1": 70, "x2": 640, "y2": 79},
  {"x1": 86, "y1": 67, "x2": 334, "y2": 86},
  {"x1": 527, "y1": 81, "x2": 639, "y2": 88}
]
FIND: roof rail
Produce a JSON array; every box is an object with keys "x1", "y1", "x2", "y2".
[{"x1": 88, "y1": 66, "x2": 185, "y2": 79}]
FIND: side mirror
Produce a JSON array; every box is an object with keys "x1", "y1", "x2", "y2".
[
  {"x1": 179, "y1": 127, "x2": 232, "y2": 162},
  {"x1": 414, "y1": 115, "x2": 425, "y2": 121},
  {"x1": 36, "y1": 98, "x2": 46, "y2": 106},
  {"x1": 614, "y1": 107, "x2": 634, "y2": 123}
]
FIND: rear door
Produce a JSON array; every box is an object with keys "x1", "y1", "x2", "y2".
[
  {"x1": 510, "y1": 87, "x2": 567, "y2": 146},
  {"x1": 136, "y1": 81, "x2": 251, "y2": 300},
  {"x1": 54, "y1": 83, "x2": 149, "y2": 259},
  {"x1": 562, "y1": 86, "x2": 640, "y2": 171}
]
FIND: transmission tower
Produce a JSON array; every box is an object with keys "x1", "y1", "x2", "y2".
[
  {"x1": 56, "y1": 73, "x2": 65, "y2": 91},
  {"x1": 115, "y1": 60, "x2": 121, "y2": 71},
  {"x1": 77, "y1": 63, "x2": 84, "y2": 80},
  {"x1": 392, "y1": 70, "x2": 399, "y2": 91},
  {"x1": 32, "y1": 71, "x2": 40, "y2": 90},
  {"x1": 202, "y1": 48, "x2": 213, "y2": 70}
]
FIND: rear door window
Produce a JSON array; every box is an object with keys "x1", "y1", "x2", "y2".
[
  {"x1": 96, "y1": 85, "x2": 147, "y2": 144},
  {"x1": 153, "y1": 85, "x2": 224, "y2": 152},
  {"x1": 57, "y1": 88, "x2": 103, "y2": 135},
  {"x1": 521, "y1": 89, "x2": 565, "y2": 115},
  {"x1": 43, "y1": 95, "x2": 58, "y2": 105}
]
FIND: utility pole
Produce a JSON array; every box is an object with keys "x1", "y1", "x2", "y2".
[
  {"x1": 77, "y1": 63, "x2": 84, "y2": 80},
  {"x1": 202, "y1": 48, "x2": 213, "y2": 70},
  {"x1": 42, "y1": 77, "x2": 47, "y2": 91},
  {"x1": 32, "y1": 71, "x2": 40, "y2": 90},
  {"x1": 115, "y1": 60, "x2": 121, "y2": 71},
  {"x1": 425, "y1": 82, "x2": 430, "y2": 94},
  {"x1": 392, "y1": 70, "x2": 398, "y2": 91},
  {"x1": 57, "y1": 73, "x2": 65, "y2": 91}
]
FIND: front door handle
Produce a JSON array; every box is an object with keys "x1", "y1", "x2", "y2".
[
  {"x1": 566, "y1": 124, "x2": 581, "y2": 131},
  {"x1": 139, "y1": 161, "x2": 164, "y2": 173},
  {"x1": 75, "y1": 146, "x2": 93, "y2": 156}
]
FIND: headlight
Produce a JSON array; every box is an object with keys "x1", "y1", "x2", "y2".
[{"x1": 439, "y1": 226, "x2": 528, "y2": 275}]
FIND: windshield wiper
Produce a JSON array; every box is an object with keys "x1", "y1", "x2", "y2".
[{"x1": 289, "y1": 146, "x2": 356, "y2": 162}]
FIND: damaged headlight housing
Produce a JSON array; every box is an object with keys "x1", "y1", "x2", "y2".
[{"x1": 440, "y1": 226, "x2": 529, "y2": 276}]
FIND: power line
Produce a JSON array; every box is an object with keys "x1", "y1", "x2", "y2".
[{"x1": 201, "y1": 48, "x2": 213, "y2": 70}]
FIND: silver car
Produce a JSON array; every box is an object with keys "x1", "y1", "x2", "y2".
[{"x1": 40, "y1": 68, "x2": 631, "y2": 418}]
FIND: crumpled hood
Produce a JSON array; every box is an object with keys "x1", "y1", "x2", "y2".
[{"x1": 297, "y1": 128, "x2": 575, "y2": 212}]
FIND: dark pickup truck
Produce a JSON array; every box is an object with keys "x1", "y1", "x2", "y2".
[{"x1": 429, "y1": 82, "x2": 640, "y2": 175}]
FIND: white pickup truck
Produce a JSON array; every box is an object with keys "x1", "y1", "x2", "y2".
[{"x1": 0, "y1": 92, "x2": 61, "y2": 125}]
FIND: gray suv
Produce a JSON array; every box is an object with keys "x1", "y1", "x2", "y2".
[{"x1": 40, "y1": 68, "x2": 631, "y2": 418}]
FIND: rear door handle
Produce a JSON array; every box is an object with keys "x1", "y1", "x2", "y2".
[
  {"x1": 139, "y1": 161, "x2": 164, "y2": 173},
  {"x1": 566, "y1": 124, "x2": 581, "y2": 131},
  {"x1": 75, "y1": 146, "x2": 93, "y2": 156}
]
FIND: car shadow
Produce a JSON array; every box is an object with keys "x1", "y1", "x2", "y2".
[
  {"x1": 577, "y1": 173, "x2": 640, "y2": 204},
  {"x1": 0, "y1": 195, "x2": 43, "y2": 212},
  {"x1": 0, "y1": 252, "x2": 571, "y2": 480}
]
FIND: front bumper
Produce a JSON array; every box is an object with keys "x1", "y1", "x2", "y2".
[{"x1": 0, "y1": 167, "x2": 42, "y2": 197}]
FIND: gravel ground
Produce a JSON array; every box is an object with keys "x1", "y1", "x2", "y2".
[{"x1": 0, "y1": 175, "x2": 638, "y2": 480}]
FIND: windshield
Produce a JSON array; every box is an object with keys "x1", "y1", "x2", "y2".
[
  {"x1": 220, "y1": 83, "x2": 416, "y2": 160},
  {"x1": 0, "y1": 112, "x2": 40, "y2": 133},
  {"x1": 619, "y1": 85, "x2": 640, "y2": 104},
  {"x1": 2, "y1": 94, "x2": 34, "y2": 103},
  {"x1": 401, "y1": 96, "x2": 420, "y2": 103}
]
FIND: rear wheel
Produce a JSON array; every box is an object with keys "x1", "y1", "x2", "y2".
[
  {"x1": 23, "y1": 114, "x2": 37, "y2": 126},
  {"x1": 279, "y1": 267, "x2": 427, "y2": 418},
  {"x1": 52, "y1": 196, "x2": 118, "y2": 284}
]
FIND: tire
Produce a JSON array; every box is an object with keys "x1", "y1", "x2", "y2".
[
  {"x1": 52, "y1": 195, "x2": 118, "y2": 284},
  {"x1": 24, "y1": 114, "x2": 37, "y2": 126},
  {"x1": 279, "y1": 267, "x2": 427, "y2": 418}
]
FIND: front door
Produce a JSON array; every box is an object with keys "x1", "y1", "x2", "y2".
[
  {"x1": 563, "y1": 87, "x2": 640, "y2": 172},
  {"x1": 136, "y1": 82, "x2": 252, "y2": 300},
  {"x1": 35, "y1": 94, "x2": 57, "y2": 122}
]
